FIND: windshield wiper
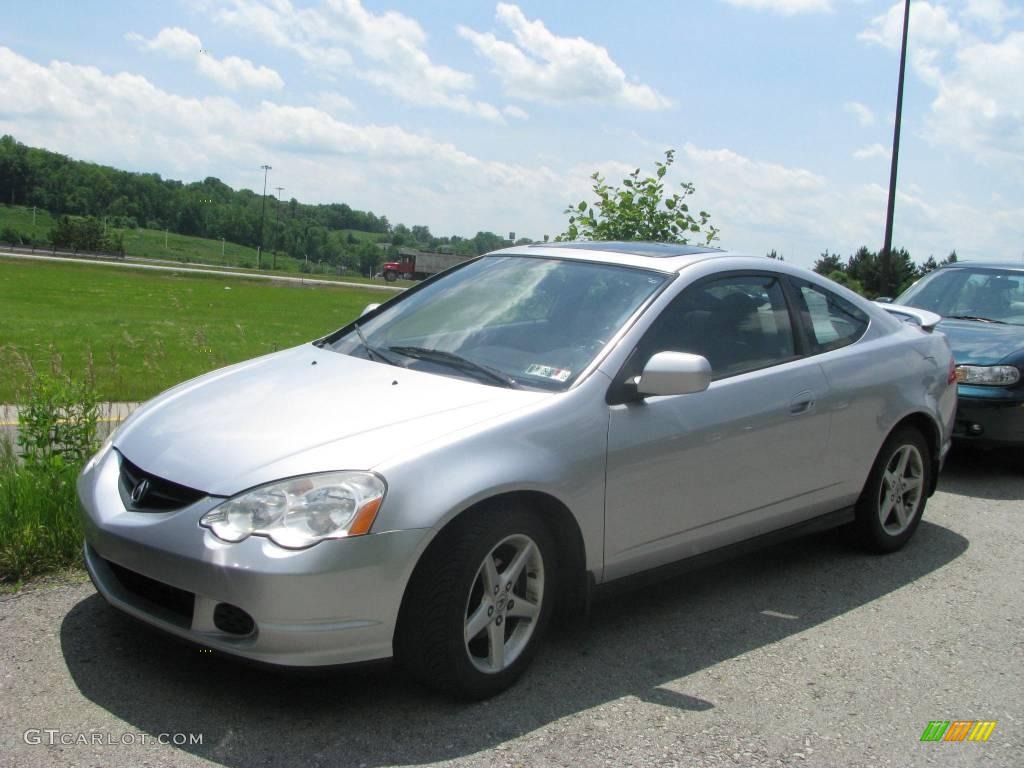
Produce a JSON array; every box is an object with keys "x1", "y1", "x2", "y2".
[
  {"x1": 945, "y1": 314, "x2": 1009, "y2": 325},
  {"x1": 353, "y1": 322, "x2": 402, "y2": 366},
  {"x1": 388, "y1": 346, "x2": 519, "y2": 388}
]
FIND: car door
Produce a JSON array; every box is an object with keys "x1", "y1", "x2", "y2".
[{"x1": 603, "y1": 272, "x2": 835, "y2": 581}]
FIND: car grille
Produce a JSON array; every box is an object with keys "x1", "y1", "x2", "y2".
[
  {"x1": 117, "y1": 453, "x2": 207, "y2": 512},
  {"x1": 105, "y1": 558, "x2": 195, "y2": 627}
]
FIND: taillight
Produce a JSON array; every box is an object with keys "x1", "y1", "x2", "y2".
[{"x1": 947, "y1": 359, "x2": 957, "y2": 385}]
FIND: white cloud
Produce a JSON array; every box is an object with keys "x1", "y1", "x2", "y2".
[
  {"x1": 458, "y1": 3, "x2": 671, "y2": 110},
  {"x1": 503, "y1": 105, "x2": 529, "y2": 120},
  {"x1": 853, "y1": 143, "x2": 890, "y2": 160},
  {"x1": 314, "y1": 91, "x2": 356, "y2": 115},
  {"x1": 718, "y1": 0, "x2": 832, "y2": 15},
  {"x1": 926, "y1": 31, "x2": 1024, "y2": 165},
  {"x1": 844, "y1": 100, "x2": 876, "y2": 126},
  {"x1": 207, "y1": 0, "x2": 503, "y2": 121},
  {"x1": 0, "y1": 46, "x2": 565, "y2": 237},
  {"x1": 1, "y1": 44, "x2": 1020, "y2": 264},
  {"x1": 962, "y1": 0, "x2": 1020, "y2": 33},
  {"x1": 674, "y1": 142, "x2": 1023, "y2": 262},
  {"x1": 858, "y1": 2, "x2": 961, "y2": 51},
  {"x1": 857, "y1": 3, "x2": 1024, "y2": 168},
  {"x1": 126, "y1": 27, "x2": 283, "y2": 90}
]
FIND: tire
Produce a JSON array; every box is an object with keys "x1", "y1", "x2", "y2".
[
  {"x1": 854, "y1": 426, "x2": 932, "y2": 553},
  {"x1": 395, "y1": 505, "x2": 556, "y2": 699},
  {"x1": 384, "y1": 270, "x2": 397, "y2": 282}
]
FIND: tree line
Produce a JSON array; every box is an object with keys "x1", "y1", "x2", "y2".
[
  {"x1": 0, "y1": 135, "x2": 526, "y2": 271},
  {"x1": 810, "y1": 247, "x2": 957, "y2": 298}
]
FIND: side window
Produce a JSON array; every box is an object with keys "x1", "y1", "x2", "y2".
[
  {"x1": 794, "y1": 280, "x2": 869, "y2": 353},
  {"x1": 643, "y1": 274, "x2": 796, "y2": 379}
]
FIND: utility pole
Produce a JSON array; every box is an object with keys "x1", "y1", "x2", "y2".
[
  {"x1": 221, "y1": 237, "x2": 225, "y2": 259},
  {"x1": 882, "y1": 0, "x2": 911, "y2": 292},
  {"x1": 273, "y1": 186, "x2": 284, "y2": 270},
  {"x1": 164, "y1": 228, "x2": 168, "y2": 249},
  {"x1": 258, "y1": 164, "x2": 272, "y2": 269},
  {"x1": 32, "y1": 206, "x2": 36, "y2": 227}
]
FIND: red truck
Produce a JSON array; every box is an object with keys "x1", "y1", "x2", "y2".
[{"x1": 381, "y1": 248, "x2": 473, "y2": 281}]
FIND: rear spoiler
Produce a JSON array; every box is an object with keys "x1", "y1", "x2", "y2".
[{"x1": 874, "y1": 302, "x2": 942, "y2": 332}]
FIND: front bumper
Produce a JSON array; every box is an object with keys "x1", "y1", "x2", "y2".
[
  {"x1": 78, "y1": 448, "x2": 429, "y2": 666},
  {"x1": 953, "y1": 391, "x2": 1024, "y2": 447}
]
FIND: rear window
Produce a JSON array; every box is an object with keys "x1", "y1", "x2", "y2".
[{"x1": 794, "y1": 281, "x2": 869, "y2": 353}]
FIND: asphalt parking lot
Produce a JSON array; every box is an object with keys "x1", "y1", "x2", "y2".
[{"x1": 1, "y1": 447, "x2": 1021, "y2": 768}]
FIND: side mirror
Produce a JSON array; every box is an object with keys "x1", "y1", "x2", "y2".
[
  {"x1": 636, "y1": 352, "x2": 712, "y2": 397},
  {"x1": 360, "y1": 303, "x2": 381, "y2": 318}
]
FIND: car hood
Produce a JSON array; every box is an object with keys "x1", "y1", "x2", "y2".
[
  {"x1": 937, "y1": 319, "x2": 1024, "y2": 365},
  {"x1": 114, "y1": 344, "x2": 546, "y2": 496}
]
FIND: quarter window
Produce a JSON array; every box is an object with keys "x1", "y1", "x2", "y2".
[
  {"x1": 794, "y1": 281, "x2": 869, "y2": 353},
  {"x1": 642, "y1": 274, "x2": 796, "y2": 379}
]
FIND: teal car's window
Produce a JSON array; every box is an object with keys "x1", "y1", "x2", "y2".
[{"x1": 898, "y1": 267, "x2": 1024, "y2": 325}]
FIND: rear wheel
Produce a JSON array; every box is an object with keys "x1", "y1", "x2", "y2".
[
  {"x1": 395, "y1": 506, "x2": 555, "y2": 699},
  {"x1": 855, "y1": 427, "x2": 931, "y2": 552}
]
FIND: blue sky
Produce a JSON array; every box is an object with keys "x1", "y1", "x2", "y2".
[{"x1": 2, "y1": 0, "x2": 1022, "y2": 266}]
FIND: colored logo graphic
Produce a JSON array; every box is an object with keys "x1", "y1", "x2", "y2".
[{"x1": 920, "y1": 721, "x2": 997, "y2": 742}]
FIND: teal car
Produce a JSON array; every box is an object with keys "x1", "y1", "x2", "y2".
[{"x1": 896, "y1": 262, "x2": 1024, "y2": 446}]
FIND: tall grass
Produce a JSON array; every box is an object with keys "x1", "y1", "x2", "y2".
[
  {"x1": 0, "y1": 373, "x2": 98, "y2": 583},
  {"x1": 0, "y1": 439, "x2": 83, "y2": 582}
]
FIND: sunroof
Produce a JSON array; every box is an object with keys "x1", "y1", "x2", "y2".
[{"x1": 530, "y1": 241, "x2": 722, "y2": 258}]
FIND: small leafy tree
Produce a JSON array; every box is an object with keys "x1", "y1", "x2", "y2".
[
  {"x1": 826, "y1": 269, "x2": 865, "y2": 296},
  {"x1": 813, "y1": 251, "x2": 843, "y2": 276},
  {"x1": 559, "y1": 150, "x2": 719, "y2": 244},
  {"x1": 766, "y1": 249, "x2": 784, "y2": 261},
  {"x1": 16, "y1": 374, "x2": 99, "y2": 472}
]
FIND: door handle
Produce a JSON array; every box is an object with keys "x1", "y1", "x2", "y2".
[{"x1": 789, "y1": 391, "x2": 815, "y2": 414}]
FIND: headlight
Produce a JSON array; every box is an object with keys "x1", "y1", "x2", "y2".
[
  {"x1": 200, "y1": 472, "x2": 386, "y2": 549},
  {"x1": 955, "y1": 365, "x2": 1021, "y2": 386}
]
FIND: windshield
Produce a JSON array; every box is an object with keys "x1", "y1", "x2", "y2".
[
  {"x1": 897, "y1": 267, "x2": 1024, "y2": 326},
  {"x1": 327, "y1": 255, "x2": 668, "y2": 390}
]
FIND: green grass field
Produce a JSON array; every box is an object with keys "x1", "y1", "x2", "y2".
[
  {"x1": 0, "y1": 205, "x2": 414, "y2": 289},
  {"x1": 0, "y1": 256, "x2": 388, "y2": 401},
  {"x1": 0, "y1": 204, "x2": 56, "y2": 242}
]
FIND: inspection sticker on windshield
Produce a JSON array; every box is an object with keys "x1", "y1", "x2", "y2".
[{"x1": 525, "y1": 364, "x2": 572, "y2": 382}]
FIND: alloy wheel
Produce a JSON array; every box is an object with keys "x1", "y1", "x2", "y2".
[
  {"x1": 463, "y1": 533, "x2": 544, "y2": 674},
  {"x1": 877, "y1": 443, "x2": 924, "y2": 535}
]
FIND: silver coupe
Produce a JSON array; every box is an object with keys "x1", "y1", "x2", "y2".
[{"x1": 78, "y1": 242, "x2": 957, "y2": 698}]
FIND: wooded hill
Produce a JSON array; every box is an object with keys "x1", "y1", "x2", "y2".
[{"x1": 0, "y1": 135, "x2": 523, "y2": 269}]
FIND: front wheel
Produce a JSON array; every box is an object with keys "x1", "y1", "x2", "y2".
[
  {"x1": 383, "y1": 270, "x2": 397, "y2": 282},
  {"x1": 854, "y1": 427, "x2": 931, "y2": 553},
  {"x1": 395, "y1": 506, "x2": 556, "y2": 699}
]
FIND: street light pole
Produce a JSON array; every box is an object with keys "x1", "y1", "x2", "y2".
[
  {"x1": 273, "y1": 186, "x2": 284, "y2": 270},
  {"x1": 882, "y1": 0, "x2": 911, "y2": 270},
  {"x1": 258, "y1": 164, "x2": 272, "y2": 269}
]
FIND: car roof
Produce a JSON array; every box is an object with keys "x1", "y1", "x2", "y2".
[
  {"x1": 492, "y1": 241, "x2": 739, "y2": 273},
  {"x1": 935, "y1": 261, "x2": 1024, "y2": 272}
]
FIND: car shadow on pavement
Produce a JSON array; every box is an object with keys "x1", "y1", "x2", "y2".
[
  {"x1": 61, "y1": 520, "x2": 967, "y2": 768},
  {"x1": 935, "y1": 445, "x2": 1024, "y2": 501}
]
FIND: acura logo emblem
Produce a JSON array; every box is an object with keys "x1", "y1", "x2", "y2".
[{"x1": 130, "y1": 479, "x2": 151, "y2": 504}]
